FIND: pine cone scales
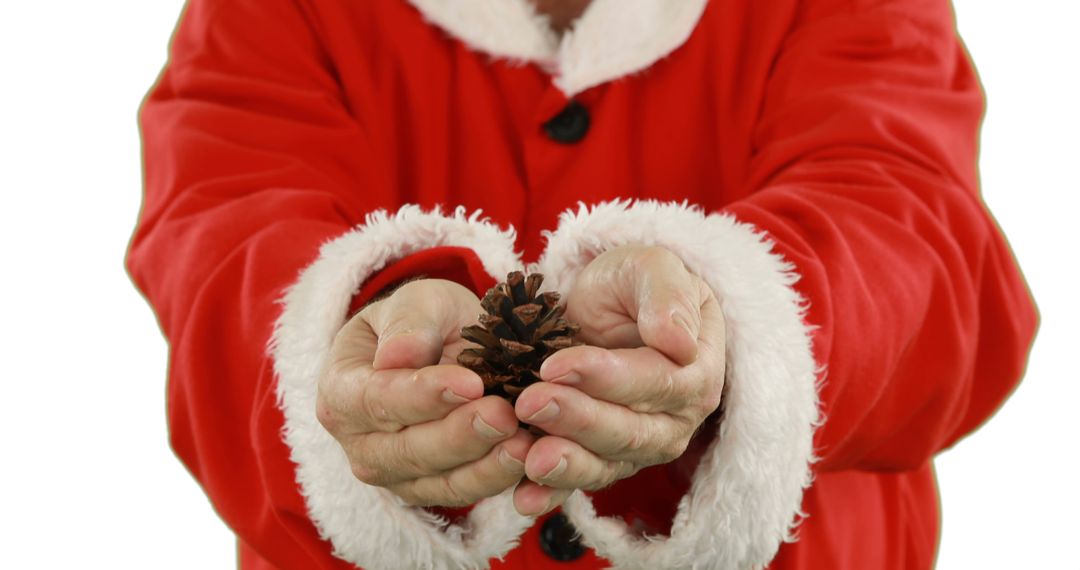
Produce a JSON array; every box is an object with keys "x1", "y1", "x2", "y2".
[{"x1": 457, "y1": 272, "x2": 582, "y2": 404}]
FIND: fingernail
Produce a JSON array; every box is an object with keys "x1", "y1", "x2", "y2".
[
  {"x1": 442, "y1": 388, "x2": 472, "y2": 404},
  {"x1": 473, "y1": 413, "x2": 507, "y2": 438},
  {"x1": 549, "y1": 371, "x2": 581, "y2": 385},
  {"x1": 522, "y1": 492, "x2": 554, "y2": 517},
  {"x1": 672, "y1": 313, "x2": 694, "y2": 338},
  {"x1": 525, "y1": 400, "x2": 560, "y2": 423},
  {"x1": 498, "y1": 448, "x2": 525, "y2": 472},
  {"x1": 538, "y1": 497, "x2": 561, "y2": 516},
  {"x1": 540, "y1": 457, "x2": 567, "y2": 483},
  {"x1": 523, "y1": 500, "x2": 549, "y2": 517}
]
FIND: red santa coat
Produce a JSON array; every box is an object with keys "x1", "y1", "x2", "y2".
[{"x1": 127, "y1": 0, "x2": 1037, "y2": 568}]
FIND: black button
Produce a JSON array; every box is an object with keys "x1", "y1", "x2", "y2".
[
  {"x1": 539, "y1": 512, "x2": 587, "y2": 562},
  {"x1": 543, "y1": 101, "x2": 590, "y2": 144}
]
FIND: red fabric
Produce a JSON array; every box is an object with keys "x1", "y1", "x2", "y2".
[
  {"x1": 346, "y1": 246, "x2": 498, "y2": 317},
  {"x1": 126, "y1": 0, "x2": 1037, "y2": 568}
]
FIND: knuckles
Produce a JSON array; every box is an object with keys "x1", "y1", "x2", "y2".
[
  {"x1": 650, "y1": 432, "x2": 685, "y2": 464},
  {"x1": 655, "y1": 370, "x2": 682, "y2": 408},
  {"x1": 391, "y1": 434, "x2": 428, "y2": 477},
  {"x1": 361, "y1": 393, "x2": 404, "y2": 433},
  {"x1": 656, "y1": 439, "x2": 690, "y2": 465},
  {"x1": 701, "y1": 386, "x2": 724, "y2": 418},
  {"x1": 435, "y1": 478, "x2": 471, "y2": 507},
  {"x1": 350, "y1": 460, "x2": 387, "y2": 487},
  {"x1": 315, "y1": 399, "x2": 340, "y2": 434},
  {"x1": 621, "y1": 425, "x2": 650, "y2": 456}
]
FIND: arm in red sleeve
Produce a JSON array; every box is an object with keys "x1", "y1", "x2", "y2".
[
  {"x1": 533, "y1": 1, "x2": 1035, "y2": 567},
  {"x1": 723, "y1": 0, "x2": 1037, "y2": 472},
  {"x1": 125, "y1": 0, "x2": 523, "y2": 567}
]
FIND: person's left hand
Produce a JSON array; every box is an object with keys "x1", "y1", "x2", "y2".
[{"x1": 512, "y1": 245, "x2": 727, "y2": 516}]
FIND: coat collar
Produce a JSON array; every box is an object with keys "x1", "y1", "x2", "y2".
[{"x1": 406, "y1": 0, "x2": 710, "y2": 97}]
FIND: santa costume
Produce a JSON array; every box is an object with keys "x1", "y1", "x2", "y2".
[{"x1": 127, "y1": 0, "x2": 1038, "y2": 568}]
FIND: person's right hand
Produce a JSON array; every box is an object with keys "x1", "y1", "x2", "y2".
[{"x1": 316, "y1": 278, "x2": 533, "y2": 507}]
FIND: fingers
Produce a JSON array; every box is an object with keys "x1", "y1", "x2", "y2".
[
  {"x1": 322, "y1": 277, "x2": 528, "y2": 502},
  {"x1": 349, "y1": 396, "x2": 519, "y2": 486},
  {"x1": 514, "y1": 381, "x2": 690, "y2": 464},
  {"x1": 513, "y1": 480, "x2": 575, "y2": 517},
  {"x1": 631, "y1": 247, "x2": 705, "y2": 367},
  {"x1": 511, "y1": 437, "x2": 638, "y2": 515},
  {"x1": 366, "y1": 279, "x2": 482, "y2": 370},
  {"x1": 319, "y1": 363, "x2": 485, "y2": 436},
  {"x1": 372, "y1": 327, "x2": 445, "y2": 371},
  {"x1": 318, "y1": 276, "x2": 487, "y2": 436},
  {"x1": 522, "y1": 435, "x2": 639, "y2": 491},
  {"x1": 696, "y1": 285, "x2": 728, "y2": 367},
  {"x1": 390, "y1": 429, "x2": 534, "y2": 507},
  {"x1": 538, "y1": 344, "x2": 691, "y2": 413},
  {"x1": 563, "y1": 245, "x2": 709, "y2": 366}
]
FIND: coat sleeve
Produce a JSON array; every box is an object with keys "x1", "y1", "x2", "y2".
[
  {"x1": 724, "y1": 0, "x2": 1038, "y2": 472},
  {"x1": 126, "y1": 0, "x2": 531, "y2": 567},
  {"x1": 533, "y1": 0, "x2": 1037, "y2": 567}
]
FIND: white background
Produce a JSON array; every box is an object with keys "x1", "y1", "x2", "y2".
[{"x1": 0, "y1": 1, "x2": 1076, "y2": 568}]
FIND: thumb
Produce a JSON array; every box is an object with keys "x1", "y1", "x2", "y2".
[
  {"x1": 635, "y1": 254, "x2": 702, "y2": 367},
  {"x1": 367, "y1": 282, "x2": 452, "y2": 370}
]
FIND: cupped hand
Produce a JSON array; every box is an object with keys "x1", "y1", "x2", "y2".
[
  {"x1": 512, "y1": 246, "x2": 726, "y2": 516},
  {"x1": 317, "y1": 279, "x2": 534, "y2": 507}
]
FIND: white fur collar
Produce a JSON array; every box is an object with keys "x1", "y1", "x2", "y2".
[{"x1": 406, "y1": 0, "x2": 710, "y2": 97}]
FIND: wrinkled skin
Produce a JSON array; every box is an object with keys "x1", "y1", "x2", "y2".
[{"x1": 316, "y1": 245, "x2": 727, "y2": 516}]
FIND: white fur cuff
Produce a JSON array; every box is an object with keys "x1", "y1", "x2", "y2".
[
  {"x1": 270, "y1": 205, "x2": 533, "y2": 570},
  {"x1": 532, "y1": 199, "x2": 821, "y2": 570}
]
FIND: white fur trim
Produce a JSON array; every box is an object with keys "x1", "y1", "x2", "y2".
[
  {"x1": 406, "y1": 0, "x2": 709, "y2": 97},
  {"x1": 270, "y1": 205, "x2": 533, "y2": 570},
  {"x1": 531, "y1": 199, "x2": 821, "y2": 570},
  {"x1": 406, "y1": 0, "x2": 557, "y2": 64}
]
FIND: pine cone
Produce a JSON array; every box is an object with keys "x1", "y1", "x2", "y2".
[{"x1": 457, "y1": 271, "x2": 582, "y2": 407}]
